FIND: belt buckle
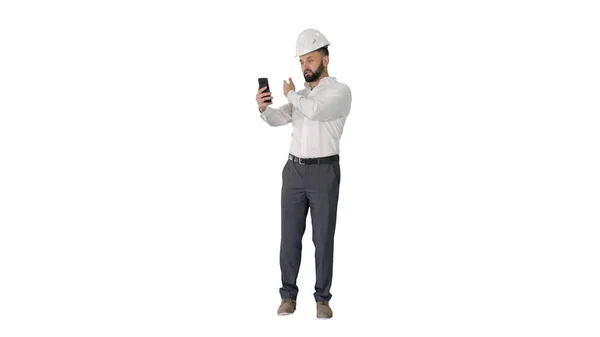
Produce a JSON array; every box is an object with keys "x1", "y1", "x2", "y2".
[{"x1": 298, "y1": 158, "x2": 305, "y2": 165}]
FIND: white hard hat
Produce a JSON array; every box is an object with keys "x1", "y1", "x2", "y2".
[{"x1": 295, "y1": 28, "x2": 330, "y2": 57}]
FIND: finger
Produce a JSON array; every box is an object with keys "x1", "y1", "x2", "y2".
[
  {"x1": 258, "y1": 86, "x2": 267, "y2": 93},
  {"x1": 259, "y1": 92, "x2": 272, "y2": 99}
]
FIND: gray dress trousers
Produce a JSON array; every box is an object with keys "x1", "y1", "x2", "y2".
[{"x1": 278, "y1": 154, "x2": 341, "y2": 302}]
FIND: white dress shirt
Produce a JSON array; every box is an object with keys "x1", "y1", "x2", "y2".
[{"x1": 260, "y1": 76, "x2": 352, "y2": 158}]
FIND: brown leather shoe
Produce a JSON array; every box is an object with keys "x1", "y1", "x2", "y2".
[
  {"x1": 277, "y1": 298, "x2": 296, "y2": 315},
  {"x1": 316, "y1": 301, "x2": 333, "y2": 319}
]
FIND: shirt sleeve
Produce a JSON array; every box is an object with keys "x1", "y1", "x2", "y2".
[
  {"x1": 260, "y1": 103, "x2": 293, "y2": 126},
  {"x1": 286, "y1": 84, "x2": 352, "y2": 121}
]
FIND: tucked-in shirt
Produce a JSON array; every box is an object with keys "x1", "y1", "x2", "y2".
[{"x1": 260, "y1": 76, "x2": 352, "y2": 158}]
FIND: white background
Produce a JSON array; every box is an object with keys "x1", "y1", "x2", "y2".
[{"x1": 1, "y1": 0, "x2": 599, "y2": 336}]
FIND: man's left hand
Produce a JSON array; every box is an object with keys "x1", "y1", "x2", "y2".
[{"x1": 283, "y1": 78, "x2": 295, "y2": 97}]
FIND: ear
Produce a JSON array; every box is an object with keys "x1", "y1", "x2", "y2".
[{"x1": 323, "y1": 55, "x2": 329, "y2": 66}]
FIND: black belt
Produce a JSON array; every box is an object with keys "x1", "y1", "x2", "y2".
[{"x1": 288, "y1": 153, "x2": 339, "y2": 165}]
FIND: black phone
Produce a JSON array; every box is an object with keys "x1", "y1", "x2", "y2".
[{"x1": 258, "y1": 77, "x2": 272, "y2": 103}]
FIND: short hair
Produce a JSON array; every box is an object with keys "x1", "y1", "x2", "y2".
[{"x1": 316, "y1": 46, "x2": 329, "y2": 56}]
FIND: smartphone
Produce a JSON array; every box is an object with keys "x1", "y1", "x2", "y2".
[{"x1": 258, "y1": 77, "x2": 272, "y2": 103}]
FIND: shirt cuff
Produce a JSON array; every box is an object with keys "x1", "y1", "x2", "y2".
[
  {"x1": 259, "y1": 106, "x2": 271, "y2": 120},
  {"x1": 286, "y1": 90, "x2": 299, "y2": 104}
]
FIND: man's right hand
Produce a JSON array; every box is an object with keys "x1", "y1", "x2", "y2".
[{"x1": 256, "y1": 86, "x2": 273, "y2": 112}]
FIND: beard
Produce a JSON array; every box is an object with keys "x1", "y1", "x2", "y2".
[{"x1": 303, "y1": 61, "x2": 325, "y2": 82}]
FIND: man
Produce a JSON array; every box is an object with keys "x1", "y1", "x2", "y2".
[{"x1": 255, "y1": 28, "x2": 352, "y2": 319}]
